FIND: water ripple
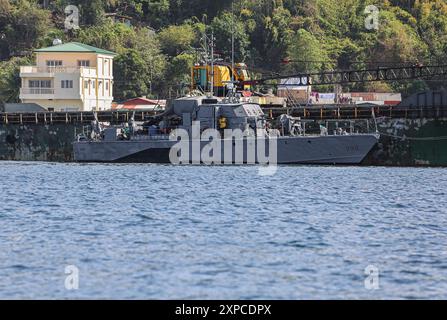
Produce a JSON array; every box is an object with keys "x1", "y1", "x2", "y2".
[{"x1": 0, "y1": 163, "x2": 447, "y2": 299}]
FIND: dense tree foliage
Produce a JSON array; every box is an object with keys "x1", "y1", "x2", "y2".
[{"x1": 0, "y1": 0, "x2": 446, "y2": 105}]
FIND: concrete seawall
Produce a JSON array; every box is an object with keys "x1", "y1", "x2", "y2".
[
  {"x1": 365, "y1": 117, "x2": 447, "y2": 166},
  {"x1": 1, "y1": 117, "x2": 446, "y2": 166},
  {"x1": 0, "y1": 124, "x2": 80, "y2": 162}
]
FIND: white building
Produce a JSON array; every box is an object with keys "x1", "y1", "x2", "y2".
[
  {"x1": 277, "y1": 77, "x2": 312, "y2": 104},
  {"x1": 19, "y1": 42, "x2": 117, "y2": 111}
]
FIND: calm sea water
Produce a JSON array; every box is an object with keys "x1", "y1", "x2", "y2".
[{"x1": 0, "y1": 162, "x2": 446, "y2": 299}]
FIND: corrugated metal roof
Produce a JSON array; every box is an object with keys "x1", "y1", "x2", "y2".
[
  {"x1": 123, "y1": 98, "x2": 167, "y2": 106},
  {"x1": 4, "y1": 103, "x2": 46, "y2": 112},
  {"x1": 35, "y1": 42, "x2": 117, "y2": 56}
]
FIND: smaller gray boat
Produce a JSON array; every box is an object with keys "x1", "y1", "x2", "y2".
[{"x1": 73, "y1": 96, "x2": 379, "y2": 165}]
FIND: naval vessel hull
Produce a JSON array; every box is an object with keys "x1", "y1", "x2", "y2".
[{"x1": 73, "y1": 134, "x2": 379, "y2": 164}]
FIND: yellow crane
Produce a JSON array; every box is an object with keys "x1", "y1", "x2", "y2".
[{"x1": 191, "y1": 62, "x2": 251, "y2": 96}]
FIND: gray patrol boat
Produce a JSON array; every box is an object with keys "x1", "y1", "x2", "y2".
[{"x1": 73, "y1": 96, "x2": 379, "y2": 164}]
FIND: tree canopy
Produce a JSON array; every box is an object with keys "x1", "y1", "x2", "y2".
[{"x1": 0, "y1": 0, "x2": 446, "y2": 106}]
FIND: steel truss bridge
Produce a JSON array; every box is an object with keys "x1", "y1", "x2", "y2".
[{"x1": 244, "y1": 64, "x2": 447, "y2": 86}]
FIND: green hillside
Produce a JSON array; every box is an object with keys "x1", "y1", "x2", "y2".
[{"x1": 1, "y1": 0, "x2": 446, "y2": 104}]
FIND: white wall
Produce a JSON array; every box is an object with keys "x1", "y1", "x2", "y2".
[{"x1": 21, "y1": 51, "x2": 115, "y2": 111}]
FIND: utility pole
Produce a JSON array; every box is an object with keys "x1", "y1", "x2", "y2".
[
  {"x1": 202, "y1": 33, "x2": 208, "y2": 93},
  {"x1": 231, "y1": 1, "x2": 235, "y2": 85}
]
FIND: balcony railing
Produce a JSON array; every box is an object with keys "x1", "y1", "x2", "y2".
[
  {"x1": 20, "y1": 88, "x2": 55, "y2": 95},
  {"x1": 20, "y1": 66, "x2": 96, "y2": 74}
]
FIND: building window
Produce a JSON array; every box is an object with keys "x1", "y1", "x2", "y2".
[
  {"x1": 46, "y1": 60, "x2": 62, "y2": 67},
  {"x1": 78, "y1": 60, "x2": 90, "y2": 67},
  {"x1": 40, "y1": 80, "x2": 51, "y2": 88},
  {"x1": 29, "y1": 80, "x2": 40, "y2": 88},
  {"x1": 29, "y1": 80, "x2": 51, "y2": 88},
  {"x1": 105, "y1": 82, "x2": 109, "y2": 91},
  {"x1": 84, "y1": 81, "x2": 89, "y2": 89},
  {"x1": 61, "y1": 80, "x2": 73, "y2": 89}
]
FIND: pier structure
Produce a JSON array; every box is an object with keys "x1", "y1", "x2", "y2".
[
  {"x1": 1, "y1": 104, "x2": 447, "y2": 125},
  {"x1": 1, "y1": 90, "x2": 447, "y2": 166}
]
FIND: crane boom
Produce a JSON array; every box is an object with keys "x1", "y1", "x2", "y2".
[{"x1": 243, "y1": 64, "x2": 447, "y2": 87}]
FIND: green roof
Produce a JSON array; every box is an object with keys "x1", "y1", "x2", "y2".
[{"x1": 35, "y1": 42, "x2": 117, "y2": 56}]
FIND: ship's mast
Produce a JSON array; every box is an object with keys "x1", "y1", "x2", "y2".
[
  {"x1": 210, "y1": 31, "x2": 215, "y2": 97},
  {"x1": 203, "y1": 32, "x2": 208, "y2": 92},
  {"x1": 201, "y1": 30, "x2": 216, "y2": 97},
  {"x1": 228, "y1": 1, "x2": 238, "y2": 102}
]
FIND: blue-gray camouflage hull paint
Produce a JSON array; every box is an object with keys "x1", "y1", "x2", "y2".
[
  {"x1": 72, "y1": 135, "x2": 379, "y2": 165},
  {"x1": 1, "y1": 118, "x2": 447, "y2": 166}
]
